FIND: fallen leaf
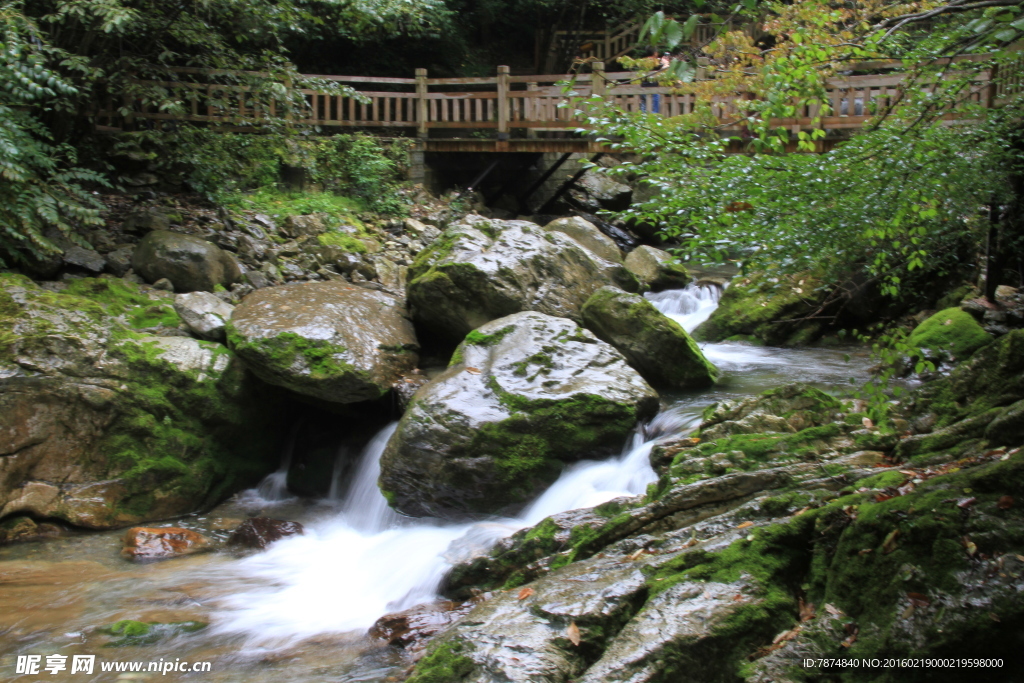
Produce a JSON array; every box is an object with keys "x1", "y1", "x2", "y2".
[
  {"x1": 518, "y1": 587, "x2": 534, "y2": 600},
  {"x1": 882, "y1": 528, "x2": 900, "y2": 554},
  {"x1": 733, "y1": 594, "x2": 744, "y2": 602},
  {"x1": 862, "y1": 417, "x2": 874, "y2": 428},
  {"x1": 465, "y1": 367, "x2": 482, "y2": 374},
  {"x1": 858, "y1": 548, "x2": 873, "y2": 556},
  {"x1": 689, "y1": 437, "x2": 701, "y2": 444},
  {"x1": 907, "y1": 592, "x2": 930, "y2": 607},
  {"x1": 875, "y1": 494, "x2": 893, "y2": 503},
  {"x1": 627, "y1": 548, "x2": 645, "y2": 561},
  {"x1": 736, "y1": 521, "x2": 754, "y2": 529},
  {"x1": 1016, "y1": 554, "x2": 1024, "y2": 562},
  {"x1": 901, "y1": 604, "x2": 915, "y2": 619},
  {"x1": 825, "y1": 603, "x2": 844, "y2": 616},
  {"x1": 792, "y1": 507, "x2": 810, "y2": 517},
  {"x1": 957, "y1": 497, "x2": 977, "y2": 509},
  {"x1": 998, "y1": 495, "x2": 1014, "y2": 510},
  {"x1": 567, "y1": 621, "x2": 581, "y2": 646},
  {"x1": 990, "y1": 613, "x2": 1001, "y2": 622},
  {"x1": 965, "y1": 540, "x2": 978, "y2": 557},
  {"x1": 841, "y1": 628, "x2": 859, "y2": 648}
]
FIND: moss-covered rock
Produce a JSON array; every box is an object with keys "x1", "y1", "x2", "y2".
[
  {"x1": 692, "y1": 273, "x2": 827, "y2": 346},
  {"x1": 0, "y1": 274, "x2": 286, "y2": 529},
  {"x1": 622, "y1": 245, "x2": 691, "y2": 292},
  {"x1": 907, "y1": 307, "x2": 992, "y2": 362},
  {"x1": 227, "y1": 280, "x2": 418, "y2": 404},
  {"x1": 379, "y1": 312, "x2": 658, "y2": 518},
  {"x1": 132, "y1": 230, "x2": 241, "y2": 292},
  {"x1": 581, "y1": 286, "x2": 718, "y2": 390},
  {"x1": 407, "y1": 214, "x2": 639, "y2": 344}
]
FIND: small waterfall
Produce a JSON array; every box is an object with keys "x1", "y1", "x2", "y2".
[
  {"x1": 326, "y1": 446, "x2": 349, "y2": 501},
  {"x1": 252, "y1": 425, "x2": 299, "y2": 503},
  {"x1": 646, "y1": 283, "x2": 723, "y2": 333},
  {"x1": 341, "y1": 422, "x2": 401, "y2": 533}
]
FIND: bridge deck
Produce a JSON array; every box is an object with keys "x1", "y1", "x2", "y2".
[{"x1": 95, "y1": 57, "x2": 1023, "y2": 153}]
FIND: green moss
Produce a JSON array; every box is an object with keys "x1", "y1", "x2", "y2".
[
  {"x1": 692, "y1": 273, "x2": 825, "y2": 346},
  {"x1": 907, "y1": 307, "x2": 992, "y2": 361},
  {"x1": 317, "y1": 229, "x2": 368, "y2": 253},
  {"x1": 524, "y1": 517, "x2": 559, "y2": 543},
  {"x1": 227, "y1": 326, "x2": 356, "y2": 381},
  {"x1": 857, "y1": 470, "x2": 907, "y2": 489},
  {"x1": 687, "y1": 423, "x2": 843, "y2": 468},
  {"x1": 102, "y1": 620, "x2": 207, "y2": 646},
  {"x1": 406, "y1": 641, "x2": 475, "y2": 683},
  {"x1": 464, "y1": 325, "x2": 514, "y2": 347},
  {"x1": 62, "y1": 277, "x2": 181, "y2": 330}
]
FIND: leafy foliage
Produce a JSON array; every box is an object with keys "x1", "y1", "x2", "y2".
[{"x1": 0, "y1": 1, "x2": 106, "y2": 266}]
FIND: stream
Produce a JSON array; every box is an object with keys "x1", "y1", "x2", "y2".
[{"x1": 0, "y1": 285, "x2": 875, "y2": 682}]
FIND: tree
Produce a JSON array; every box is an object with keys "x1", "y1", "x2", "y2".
[{"x1": 582, "y1": 0, "x2": 1024, "y2": 310}]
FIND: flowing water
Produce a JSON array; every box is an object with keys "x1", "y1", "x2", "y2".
[{"x1": 0, "y1": 285, "x2": 875, "y2": 681}]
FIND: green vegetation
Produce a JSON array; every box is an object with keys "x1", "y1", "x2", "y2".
[
  {"x1": 405, "y1": 641, "x2": 475, "y2": 683},
  {"x1": 464, "y1": 325, "x2": 514, "y2": 347}
]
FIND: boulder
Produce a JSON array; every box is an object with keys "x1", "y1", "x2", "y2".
[
  {"x1": 623, "y1": 246, "x2": 691, "y2": 292},
  {"x1": 104, "y1": 247, "x2": 134, "y2": 277},
  {"x1": 63, "y1": 245, "x2": 106, "y2": 274},
  {"x1": 121, "y1": 527, "x2": 211, "y2": 561},
  {"x1": 282, "y1": 214, "x2": 327, "y2": 238},
  {"x1": 544, "y1": 217, "x2": 623, "y2": 263},
  {"x1": 581, "y1": 287, "x2": 718, "y2": 390},
  {"x1": 693, "y1": 273, "x2": 827, "y2": 346},
  {"x1": 407, "y1": 214, "x2": 639, "y2": 343},
  {"x1": 378, "y1": 312, "x2": 658, "y2": 517},
  {"x1": 985, "y1": 399, "x2": 1024, "y2": 447},
  {"x1": 907, "y1": 307, "x2": 993, "y2": 362},
  {"x1": 174, "y1": 291, "x2": 234, "y2": 342},
  {"x1": 0, "y1": 274, "x2": 286, "y2": 529},
  {"x1": 132, "y1": 230, "x2": 241, "y2": 292},
  {"x1": 122, "y1": 208, "x2": 171, "y2": 234},
  {"x1": 227, "y1": 517, "x2": 304, "y2": 550},
  {"x1": 227, "y1": 280, "x2": 419, "y2": 404},
  {"x1": 370, "y1": 600, "x2": 476, "y2": 649},
  {"x1": 575, "y1": 173, "x2": 633, "y2": 211}
]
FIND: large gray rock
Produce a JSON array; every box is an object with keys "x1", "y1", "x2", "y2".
[
  {"x1": 63, "y1": 245, "x2": 106, "y2": 274},
  {"x1": 544, "y1": 217, "x2": 622, "y2": 263},
  {"x1": 0, "y1": 274, "x2": 283, "y2": 529},
  {"x1": 985, "y1": 398, "x2": 1024, "y2": 447},
  {"x1": 378, "y1": 312, "x2": 658, "y2": 517},
  {"x1": 132, "y1": 230, "x2": 241, "y2": 293},
  {"x1": 174, "y1": 291, "x2": 235, "y2": 342},
  {"x1": 407, "y1": 214, "x2": 639, "y2": 342},
  {"x1": 227, "y1": 280, "x2": 419, "y2": 404},
  {"x1": 623, "y1": 245, "x2": 691, "y2": 292},
  {"x1": 575, "y1": 173, "x2": 633, "y2": 211},
  {"x1": 582, "y1": 287, "x2": 719, "y2": 390}
]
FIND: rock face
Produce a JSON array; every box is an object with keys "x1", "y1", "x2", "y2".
[
  {"x1": 121, "y1": 527, "x2": 211, "y2": 561},
  {"x1": 623, "y1": 245, "x2": 691, "y2": 292},
  {"x1": 227, "y1": 517, "x2": 304, "y2": 549},
  {"x1": 406, "y1": 214, "x2": 639, "y2": 343},
  {"x1": 581, "y1": 287, "x2": 718, "y2": 390},
  {"x1": 543, "y1": 217, "x2": 623, "y2": 263},
  {"x1": 174, "y1": 291, "x2": 234, "y2": 341},
  {"x1": 574, "y1": 172, "x2": 633, "y2": 211},
  {"x1": 132, "y1": 230, "x2": 242, "y2": 292},
  {"x1": 379, "y1": 312, "x2": 658, "y2": 517},
  {"x1": 0, "y1": 275, "x2": 285, "y2": 529},
  {"x1": 227, "y1": 281, "x2": 419, "y2": 404},
  {"x1": 408, "y1": 368, "x2": 1024, "y2": 683}
]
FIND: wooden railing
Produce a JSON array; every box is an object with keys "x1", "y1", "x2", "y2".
[{"x1": 94, "y1": 60, "x2": 1019, "y2": 137}]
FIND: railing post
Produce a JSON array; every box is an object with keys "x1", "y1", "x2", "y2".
[
  {"x1": 497, "y1": 65, "x2": 510, "y2": 140},
  {"x1": 592, "y1": 61, "x2": 606, "y2": 98},
  {"x1": 416, "y1": 68, "x2": 429, "y2": 138},
  {"x1": 526, "y1": 82, "x2": 539, "y2": 139}
]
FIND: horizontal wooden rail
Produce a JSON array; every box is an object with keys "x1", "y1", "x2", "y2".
[{"x1": 92, "y1": 58, "x2": 1021, "y2": 140}]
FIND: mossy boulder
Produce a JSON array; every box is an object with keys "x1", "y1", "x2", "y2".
[
  {"x1": 132, "y1": 230, "x2": 242, "y2": 293},
  {"x1": 692, "y1": 273, "x2": 826, "y2": 346},
  {"x1": 378, "y1": 312, "x2": 658, "y2": 518},
  {"x1": 908, "y1": 307, "x2": 992, "y2": 362},
  {"x1": 581, "y1": 286, "x2": 718, "y2": 390},
  {"x1": 0, "y1": 274, "x2": 286, "y2": 529},
  {"x1": 406, "y1": 214, "x2": 639, "y2": 344},
  {"x1": 227, "y1": 280, "x2": 419, "y2": 404},
  {"x1": 622, "y1": 245, "x2": 691, "y2": 292}
]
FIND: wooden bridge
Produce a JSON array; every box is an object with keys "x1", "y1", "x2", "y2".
[{"x1": 96, "y1": 57, "x2": 1023, "y2": 155}]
